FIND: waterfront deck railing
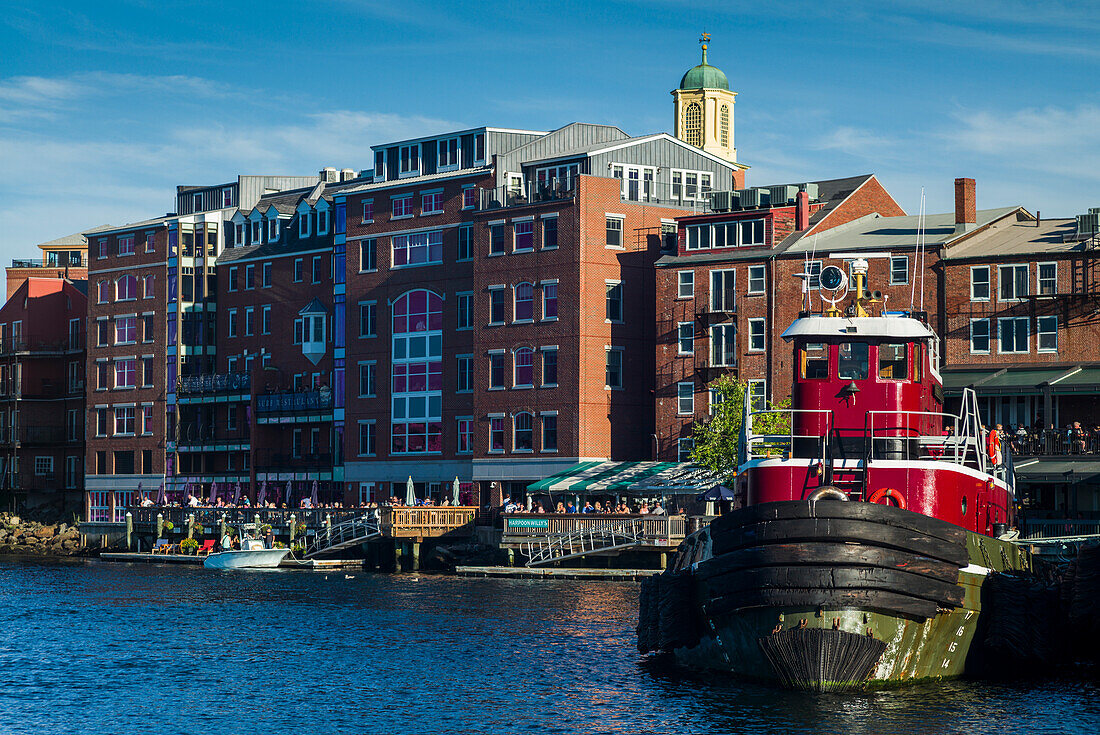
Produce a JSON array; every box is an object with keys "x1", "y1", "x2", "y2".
[
  {"x1": 380, "y1": 506, "x2": 477, "y2": 538},
  {"x1": 502, "y1": 514, "x2": 686, "y2": 545},
  {"x1": 1022, "y1": 519, "x2": 1100, "y2": 539}
]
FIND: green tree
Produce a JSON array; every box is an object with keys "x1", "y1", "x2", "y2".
[{"x1": 690, "y1": 375, "x2": 791, "y2": 484}]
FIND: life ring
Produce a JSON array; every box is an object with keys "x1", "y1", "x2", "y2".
[
  {"x1": 867, "y1": 487, "x2": 906, "y2": 509},
  {"x1": 807, "y1": 485, "x2": 849, "y2": 502}
]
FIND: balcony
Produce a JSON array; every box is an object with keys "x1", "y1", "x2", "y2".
[
  {"x1": 255, "y1": 389, "x2": 333, "y2": 415},
  {"x1": 697, "y1": 355, "x2": 737, "y2": 382},
  {"x1": 479, "y1": 177, "x2": 578, "y2": 210},
  {"x1": 178, "y1": 372, "x2": 251, "y2": 397},
  {"x1": 175, "y1": 423, "x2": 251, "y2": 450},
  {"x1": 0, "y1": 334, "x2": 82, "y2": 356},
  {"x1": 0, "y1": 426, "x2": 79, "y2": 446}
]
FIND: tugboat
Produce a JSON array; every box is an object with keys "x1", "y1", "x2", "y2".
[{"x1": 638, "y1": 258, "x2": 1032, "y2": 691}]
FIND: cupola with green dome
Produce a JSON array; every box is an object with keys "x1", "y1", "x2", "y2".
[
  {"x1": 672, "y1": 36, "x2": 738, "y2": 163},
  {"x1": 679, "y1": 44, "x2": 729, "y2": 91}
]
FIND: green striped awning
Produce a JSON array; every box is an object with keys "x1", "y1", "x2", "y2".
[{"x1": 526, "y1": 461, "x2": 725, "y2": 495}]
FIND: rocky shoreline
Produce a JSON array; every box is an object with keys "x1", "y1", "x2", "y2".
[{"x1": 0, "y1": 513, "x2": 82, "y2": 556}]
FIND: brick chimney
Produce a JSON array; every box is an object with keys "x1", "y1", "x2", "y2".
[
  {"x1": 795, "y1": 190, "x2": 810, "y2": 231},
  {"x1": 954, "y1": 178, "x2": 976, "y2": 233}
]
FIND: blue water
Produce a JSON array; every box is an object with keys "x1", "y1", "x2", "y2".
[{"x1": 0, "y1": 557, "x2": 1097, "y2": 734}]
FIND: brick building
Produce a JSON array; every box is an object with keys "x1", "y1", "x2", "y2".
[
  {"x1": 654, "y1": 174, "x2": 908, "y2": 459},
  {"x1": 0, "y1": 278, "x2": 86, "y2": 511},
  {"x1": 6, "y1": 228, "x2": 100, "y2": 299},
  {"x1": 84, "y1": 174, "x2": 323, "y2": 515},
  {"x1": 333, "y1": 120, "x2": 745, "y2": 503}
]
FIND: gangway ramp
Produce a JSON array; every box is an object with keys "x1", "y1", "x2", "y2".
[
  {"x1": 522, "y1": 520, "x2": 646, "y2": 566},
  {"x1": 303, "y1": 513, "x2": 381, "y2": 558}
]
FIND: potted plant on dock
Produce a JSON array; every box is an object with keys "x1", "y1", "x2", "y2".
[{"x1": 179, "y1": 538, "x2": 199, "y2": 555}]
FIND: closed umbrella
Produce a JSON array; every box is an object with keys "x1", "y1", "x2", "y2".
[
  {"x1": 285, "y1": 480, "x2": 293, "y2": 506},
  {"x1": 155, "y1": 482, "x2": 167, "y2": 505},
  {"x1": 210, "y1": 481, "x2": 219, "y2": 504},
  {"x1": 135, "y1": 482, "x2": 144, "y2": 504},
  {"x1": 257, "y1": 480, "x2": 267, "y2": 506},
  {"x1": 311, "y1": 479, "x2": 319, "y2": 508},
  {"x1": 526, "y1": 494, "x2": 533, "y2": 511},
  {"x1": 233, "y1": 482, "x2": 241, "y2": 506},
  {"x1": 405, "y1": 476, "x2": 415, "y2": 506},
  {"x1": 452, "y1": 477, "x2": 460, "y2": 506}
]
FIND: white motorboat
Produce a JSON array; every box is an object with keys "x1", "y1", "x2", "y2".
[{"x1": 203, "y1": 538, "x2": 290, "y2": 570}]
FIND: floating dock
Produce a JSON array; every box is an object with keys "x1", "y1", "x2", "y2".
[{"x1": 456, "y1": 565, "x2": 655, "y2": 580}]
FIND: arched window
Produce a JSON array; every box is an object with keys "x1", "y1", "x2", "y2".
[
  {"x1": 391, "y1": 290, "x2": 443, "y2": 454},
  {"x1": 684, "y1": 102, "x2": 702, "y2": 147},
  {"x1": 116, "y1": 275, "x2": 138, "y2": 301},
  {"x1": 514, "y1": 282, "x2": 534, "y2": 321},
  {"x1": 719, "y1": 105, "x2": 729, "y2": 148},
  {"x1": 514, "y1": 347, "x2": 534, "y2": 387},
  {"x1": 514, "y1": 412, "x2": 533, "y2": 451}
]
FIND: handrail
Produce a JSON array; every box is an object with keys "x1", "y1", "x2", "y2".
[
  {"x1": 303, "y1": 513, "x2": 380, "y2": 557},
  {"x1": 866, "y1": 410, "x2": 971, "y2": 464},
  {"x1": 744, "y1": 408, "x2": 831, "y2": 462}
]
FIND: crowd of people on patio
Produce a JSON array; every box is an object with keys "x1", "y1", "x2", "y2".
[
  {"x1": 989, "y1": 421, "x2": 1100, "y2": 456},
  {"x1": 500, "y1": 498, "x2": 681, "y2": 515}
]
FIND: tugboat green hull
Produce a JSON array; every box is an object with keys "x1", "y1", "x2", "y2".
[{"x1": 639, "y1": 501, "x2": 1033, "y2": 691}]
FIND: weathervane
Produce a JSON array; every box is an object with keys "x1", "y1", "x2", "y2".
[{"x1": 699, "y1": 31, "x2": 710, "y2": 50}]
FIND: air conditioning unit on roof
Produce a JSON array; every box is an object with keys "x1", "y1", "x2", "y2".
[
  {"x1": 737, "y1": 188, "x2": 769, "y2": 208},
  {"x1": 769, "y1": 185, "x2": 799, "y2": 206},
  {"x1": 800, "y1": 182, "x2": 820, "y2": 201},
  {"x1": 710, "y1": 191, "x2": 735, "y2": 212}
]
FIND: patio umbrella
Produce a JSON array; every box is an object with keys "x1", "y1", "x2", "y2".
[
  {"x1": 210, "y1": 481, "x2": 219, "y2": 504},
  {"x1": 155, "y1": 482, "x2": 167, "y2": 505},
  {"x1": 257, "y1": 480, "x2": 267, "y2": 506},
  {"x1": 696, "y1": 485, "x2": 736, "y2": 502},
  {"x1": 233, "y1": 482, "x2": 241, "y2": 506},
  {"x1": 405, "y1": 476, "x2": 415, "y2": 506},
  {"x1": 452, "y1": 477, "x2": 460, "y2": 506},
  {"x1": 311, "y1": 479, "x2": 319, "y2": 508}
]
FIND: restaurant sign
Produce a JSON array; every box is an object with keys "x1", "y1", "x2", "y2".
[{"x1": 508, "y1": 518, "x2": 550, "y2": 529}]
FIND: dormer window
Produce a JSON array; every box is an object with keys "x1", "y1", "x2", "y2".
[
  {"x1": 299, "y1": 211, "x2": 311, "y2": 238},
  {"x1": 374, "y1": 150, "x2": 385, "y2": 181},
  {"x1": 438, "y1": 138, "x2": 460, "y2": 170},
  {"x1": 222, "y1": 187, "x2": 233, "y2": 207},
  {"x1": 399, "y1": 144, "x2": 420, "y2": 177},
  {"x1": 317, "y1": 208, "x2": 329, "y2": 235},
  {"x1": 474, "y1": 133, "x2": 485, "y2": 163},
  {"x1": 267, "y1": 218, "x2": 278, "y2": 243},
  {"x1": 250, "y1": 221, "x2": 261, "y2": 244},
  {"x1": 193, "y1": 193, "x2": 203, "y2": 212},
  {"x1": 235, "y1": 223, "x2": 244, "y2": 246}
]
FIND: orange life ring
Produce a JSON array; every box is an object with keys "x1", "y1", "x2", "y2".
[{"x1": 868, "y1": 487, "x2": 907, "y2": 509}]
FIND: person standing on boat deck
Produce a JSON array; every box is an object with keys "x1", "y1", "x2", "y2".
[{"x1": 988, "y1": 423, "x2": 1003, "y2": 468}]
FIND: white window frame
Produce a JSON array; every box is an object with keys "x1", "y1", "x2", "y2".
[
  {"x1": 437, "y1": 137, "x2": 460, "y2": 171},
  {"x1": 670, "y1": 169, "x2": 713, "y2": 203},
  {"x1": 677, "y1": 271, "x2": 694, "y2": 299},
  {"x1": 998, "y1": 264, "x2": 1029, "y2": 302},
  {"x1": 1037, "y1": 315, "x2": 1058, "y2": 353},
  {"x1": 398, "y1": 143, "x2": 421, "y2": 177},
  {"x1": 677, "y1": 322, "x2": 694, "y2": 355},
  {"x1": 970, "y1": 265, "x2": 990, "y2": 302},
  {"x1": 747, "y1": 264, "x2": 766, "y2": 295},
  {"x1": 1037, "y1": 262, "x2": 1057, "y2": 296},
  {"x1": 969, "y1": 318, "x2": 991, "y2": 354},
  {"x1": 299, "y1": 210, "x2": 311, "y2": 238},
  {"x1": 998, "y1": 316, "x2": 1029, "y2": 354},
  {"x1": 748, "y1": 317, "x2": 766, "y2": 352},
  {"x1": 605, "y1": 281, "x2": 623, "y2": 323},
  {"x1": 677, "y1": 382, "x2": 694, "y2": 416},
  {"x1": 890, "y1": 255, "x2": 909, "y2": 285},
  {"x1": 747, "y1": 380, "x2": 767, "y2": 412}
]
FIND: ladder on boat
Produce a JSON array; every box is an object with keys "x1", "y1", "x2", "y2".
[
  {"x1": 522, "y1": 520, "x2": 647, "y2": 567},
  {"x1": 302, "y1": 513, "x2": 381, "y2": 558}
]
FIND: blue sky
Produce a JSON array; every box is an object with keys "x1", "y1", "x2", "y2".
[{"x1": 1, "y1": 0, "x2": 1098, "y2": 260}]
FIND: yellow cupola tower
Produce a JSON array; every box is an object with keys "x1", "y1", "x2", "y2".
[{"x1": 673, "y1": 35, "x2": 737, "y2": 163}]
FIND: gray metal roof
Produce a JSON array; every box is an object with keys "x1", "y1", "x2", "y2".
[
  {"x1": 36, "y1": 225, "x2": 112, "y2": 249},
  {"x1": 785, "y1": 206, "x2": 1021, "y2": 254},
  {"x1": 941, "y1": 215, "x2": 1085, "y2": 260},
  {"x1": 84, "y1": 215, "x2": 174, "y2": 238}
]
